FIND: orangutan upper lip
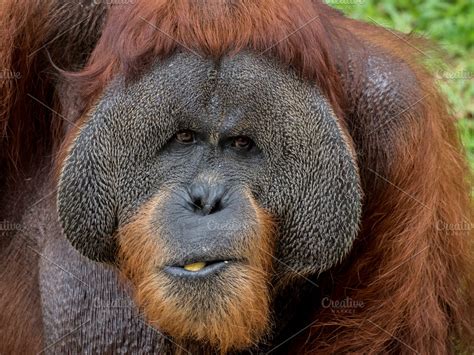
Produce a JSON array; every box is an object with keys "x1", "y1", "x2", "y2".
[{"x1": 163, "y1": 260, "x2": 235, "y2": 278}]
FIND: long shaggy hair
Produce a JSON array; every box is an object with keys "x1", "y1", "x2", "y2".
[{"x1": 1, "y1": 0, "x2": 472, "y2": 353}]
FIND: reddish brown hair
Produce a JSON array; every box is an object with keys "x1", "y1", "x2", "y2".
[
  {"x1": 65, "y1": 0, "x2": 347, "y2": 121},
  {"x1": 0, "y1": 0, "x2": 60, "y2": 178},
  {"x1": 1, "y1": 0, "x2": 472, "y2": 353}
]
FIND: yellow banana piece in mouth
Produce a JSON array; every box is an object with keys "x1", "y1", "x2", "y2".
[{"x1": 183, "y1": 262, "x2": 207, "y2": 272}]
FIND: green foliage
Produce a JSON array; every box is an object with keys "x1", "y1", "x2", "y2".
[
  {"x1": 459, "y1": 118, "x2": 474, "y2": 172},
  {"x1": 331, "y1": 0, "x2": 474, "y2": 51},
  {"x1": 329, "y1": 0, "x2": 474, "y2": 170}
]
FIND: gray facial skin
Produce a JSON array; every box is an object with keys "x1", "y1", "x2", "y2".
[{"x1": 58, "y1": 51, "x2": 362, "y2": 278}]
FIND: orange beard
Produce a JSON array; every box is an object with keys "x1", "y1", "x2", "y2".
[{"x1": 117, "y1": 193, "x2": 275, "y2": 353}]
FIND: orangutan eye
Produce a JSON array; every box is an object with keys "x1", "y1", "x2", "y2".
[
  {"x1": 175, "y1": 130, "x2": 195, "y2": 144},
  {"x1": 231, "y1": 136, "x2": 254, "y2": 150}
]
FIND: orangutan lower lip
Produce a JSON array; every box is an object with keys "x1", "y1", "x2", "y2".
[{"x1": 164, "y1": 260, "x2": 233, "y2": 278}]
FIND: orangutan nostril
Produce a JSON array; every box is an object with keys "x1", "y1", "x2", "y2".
[{"x1": 188, "y1": 183, "x2": 225, "y2": 215}]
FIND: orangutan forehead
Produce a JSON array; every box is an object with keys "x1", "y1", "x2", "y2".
[{"x1": 105, "y1": 51, "x2": 328, "y2": 134}]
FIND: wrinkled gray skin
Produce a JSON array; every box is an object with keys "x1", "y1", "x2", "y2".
[
  {"x1": 54, "y1": 51, "x2": 362, "y2": 353},
  {"x1": 58, "y1": 52, "x2": 361, "y2": 272}
]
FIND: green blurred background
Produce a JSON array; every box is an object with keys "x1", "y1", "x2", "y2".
[{"x1": 329, "y1": 0, "x2": 474, "y2": 171}]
